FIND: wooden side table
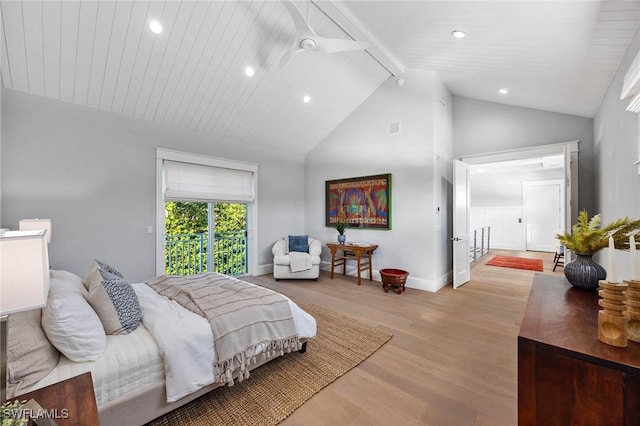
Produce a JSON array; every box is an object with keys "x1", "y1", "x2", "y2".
[
  {"x1": 11, "y1": 372, "x2": 99, "y2": 425},
  {"x1": 327, "y1": 242, "x2": 378, "y2": 285}
]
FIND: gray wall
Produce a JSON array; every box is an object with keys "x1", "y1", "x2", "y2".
[
  {"x1": 305, "y1": 70, "x2": 453, "y2": 291},
  {"x1": 2, "y1": 89, "x2": 306, "y2": 282},
  {"x1": 594, "y1": 26, "x2": 640, "y2": 278},
  {"x1": 1, "y1": 19, "x2": 3, "y2": 226},
  {"x1": 453, "y1": 97, "x2": 595, "y2": 215},
  {"x1": 0, "y1": 82, "x2": 2, "y2": 226}
]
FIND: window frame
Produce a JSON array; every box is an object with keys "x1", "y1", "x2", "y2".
[{"x1": 155, "y1": 148, "x2": 258, "y2": 277}]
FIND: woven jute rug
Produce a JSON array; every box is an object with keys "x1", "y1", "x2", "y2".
[{"x1": 147, "y1": 303, "x2": 392, "y2": 426}]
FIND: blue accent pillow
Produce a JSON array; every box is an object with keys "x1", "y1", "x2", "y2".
[{"x1": 288, "y1": 235, "x2": 309, "y2": 253}]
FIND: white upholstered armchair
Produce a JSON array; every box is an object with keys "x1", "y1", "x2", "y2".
[{"x1": 272, "y1": 237, "x2": 321, "y2": 280}]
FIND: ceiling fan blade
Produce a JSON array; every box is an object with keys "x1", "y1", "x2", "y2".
[
  {"x1": 278, "y1": 0, "x2": 366, "y2": 69},
  {"x1": 315, "y1": 36, "x2": 368, "y2": 54},
  {"x1": 279, "y1": 48, "x2": 304, "y2": 70},
  {"x1": 281, "y1": 0, "x2": 316, "y2": 40}
]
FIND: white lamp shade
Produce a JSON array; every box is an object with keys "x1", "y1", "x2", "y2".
[
  {"x1": 0, "y1": 230, "x2": 50, "y2": 315},
  {"x1": 19, "y1": 219, "x2": 52, "y2": 244}
]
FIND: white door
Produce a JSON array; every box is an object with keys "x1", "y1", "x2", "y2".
[
  {"x1": 523, "y1": 180, "x2": 564, "y2": 252},
  {"x1": 501, "y1": 207, "x2": 526, "y2": 250},
  {"x1": 565, "y1": 146, "x2": 578, "y2": 263},
  {"x1": 453, "y1": 160, "x2": 471, "y2": 288}
]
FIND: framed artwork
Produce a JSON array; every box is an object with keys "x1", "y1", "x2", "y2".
[{"x1": 325, "y1": 173, "x2": 391, "y2": 230}]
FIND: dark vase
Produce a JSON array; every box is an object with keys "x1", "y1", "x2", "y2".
[
  {"x1": 337, "y1": 234, "x2": 346, "y2": 244},
  {"x1": 563, "y1": 253, "x2": 607, "y2": 290}
]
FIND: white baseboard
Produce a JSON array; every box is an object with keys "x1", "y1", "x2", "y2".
[
  {"x1": 405, "y1": 272, "x2": 451, "y2": 292},
  {"x1": 254, "y1": 263, "x2": 273, "y2": 276},
  {"x1": 491, "y1": 244, "x2": 525, "y2": 251},
  {"x1": 319, "y1": 261, "x2": 451, "y2": 293}
]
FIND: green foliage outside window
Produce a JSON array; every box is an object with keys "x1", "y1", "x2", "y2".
[
  {"x1": 165, "y1": 202, "x2": 247, "y2": 275},
  {"x1": 165, "y1": 201, "x2": 208, "y2": 235},
  {"x1": 212, "y1": 203, "x2": 246, "y2": 232}
]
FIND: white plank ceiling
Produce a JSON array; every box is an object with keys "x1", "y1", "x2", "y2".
[
  {"x1": 343, "y1": 0, "x2": 640, "y2": 118},
  {"x1": 0, "y1": 0, "x2": 389, "y2": 154},
  {"x1": 2, "y1": 1, "x2": 640, "y2": 154}
]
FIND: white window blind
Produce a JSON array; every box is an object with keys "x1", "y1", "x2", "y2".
[{"x1": 163, "y1": 160, "x2": 254, "y2": 202}]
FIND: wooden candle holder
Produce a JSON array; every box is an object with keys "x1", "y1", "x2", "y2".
[
  {"x1": 624, "y1": 280, "x2": 640, "y2": 343},
  {"x1": 598, "y1": 281, "x2": 628, "y2": 347}
]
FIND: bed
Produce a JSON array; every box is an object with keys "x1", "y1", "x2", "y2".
[{"x1": 6, "y1": 263, "x2": 316, "y2": 426}]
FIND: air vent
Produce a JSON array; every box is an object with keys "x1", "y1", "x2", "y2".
[{"x1": 389, "y1": 121, "x2": 401, "y2": 134}]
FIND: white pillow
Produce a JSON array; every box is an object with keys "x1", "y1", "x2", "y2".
[
  {"x1": 42, "y1": 270, "x2": 106, "y2": 362},
  {"x1": 50, "y1": 269, "x2": 85, "y2": 290}
]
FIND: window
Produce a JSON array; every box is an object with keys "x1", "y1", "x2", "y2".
[{"x1": 156, "y1": 149, "x2": 258, "y2": 276}]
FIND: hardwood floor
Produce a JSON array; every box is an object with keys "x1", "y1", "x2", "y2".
[{"x1": 245, "y1": 250, "x2": 564, "y2": 426}]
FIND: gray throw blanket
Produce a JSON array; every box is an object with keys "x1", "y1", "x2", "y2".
[{"x1": 146, "y1": 272, "x2": 300, "y2": 386}]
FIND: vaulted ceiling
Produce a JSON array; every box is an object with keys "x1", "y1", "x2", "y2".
[
  {"x1": 345, "y1": 0, "x2": 640, "y2": 118},
  {"x1": 2, "y1": 1, "x2": 640, "y2": 155}
]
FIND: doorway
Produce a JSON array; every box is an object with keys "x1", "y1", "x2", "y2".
[
  {"x1": 155, "y1": 149, "x2": 258, "y2": 277},
  {"x1": 453, "y1": 141, "x2": 578, "y2": 288},
  {"x1": 469, "y1": 158, "x2": 565, "y2": 252}
]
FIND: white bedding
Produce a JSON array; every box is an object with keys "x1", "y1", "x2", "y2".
[
  {"x1": 134, "y1": 281, "x2": 316, "y2": 402},
  {"x1": 30, "y1": 324, "x2": 164, "y2": 405},
  {"x1": 31, "y1": 280, "x2": 317, "y2": 405}
]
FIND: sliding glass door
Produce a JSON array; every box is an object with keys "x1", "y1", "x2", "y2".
[
  {"x1": 156, "y1": 149, "x2": 258, "y2": 277},
  {"x1": 164, "y1": 201, "x2": 247, "y2": 276}
]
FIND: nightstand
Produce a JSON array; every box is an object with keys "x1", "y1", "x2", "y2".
[{"x1": 11, "y1": 372, "x2": 99, "y2": 425}]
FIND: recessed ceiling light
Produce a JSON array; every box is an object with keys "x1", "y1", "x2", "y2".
[
  {"x1": 244, "y1": 66, "x2": 255, "y2": 77},
  {"x1": 499, "y1": 88, "x2": 509, "y2": 95},
  {"x1": 149, "y1": 20, "x2": 163, "y2": 34},
  {"x1": 303, "y1": 95, "x2": 311, "y2": 104},
  {"x1": 451, "y1": 30, "x2": 466, "y2": 39}
]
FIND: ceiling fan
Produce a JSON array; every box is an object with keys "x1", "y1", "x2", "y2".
[{"x1": 279, "y1": 0, "x2": 368, "y2": 69}]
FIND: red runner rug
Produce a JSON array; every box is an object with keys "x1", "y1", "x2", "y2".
[{"x1": 486, "y1": 255, "x2": 543, "y2": 272}]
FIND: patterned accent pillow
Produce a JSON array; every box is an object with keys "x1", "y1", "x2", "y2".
[
  {"x1": 94, "y1": 259, "x2": 124, "y2": 278},
  {"x1": 86, "y1": 268, "x2": 141, "y2": 335},
  {"x1": 288, "y1": 235, "x2": 309, "y2": 253}
]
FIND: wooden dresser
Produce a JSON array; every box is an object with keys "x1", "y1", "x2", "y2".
[{"x1": 518, "y1": 275, "x2": 640, "y2": 425}]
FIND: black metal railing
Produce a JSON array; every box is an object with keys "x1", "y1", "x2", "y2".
[{"x1": 470, "y1": 226, "x2": 491, "y2": 262}]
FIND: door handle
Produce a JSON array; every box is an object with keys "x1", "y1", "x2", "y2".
[{"x1": 451, "y1": 237, "x2": 461, "y2": 242}]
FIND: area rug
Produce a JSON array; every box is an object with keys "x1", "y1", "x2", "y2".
[
  {"x1": 486, "y1": 255, "x2": 544, "y2": 272},
  {"x1": 147, "y1": 303, "x2": 392, "y2": 426}
]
